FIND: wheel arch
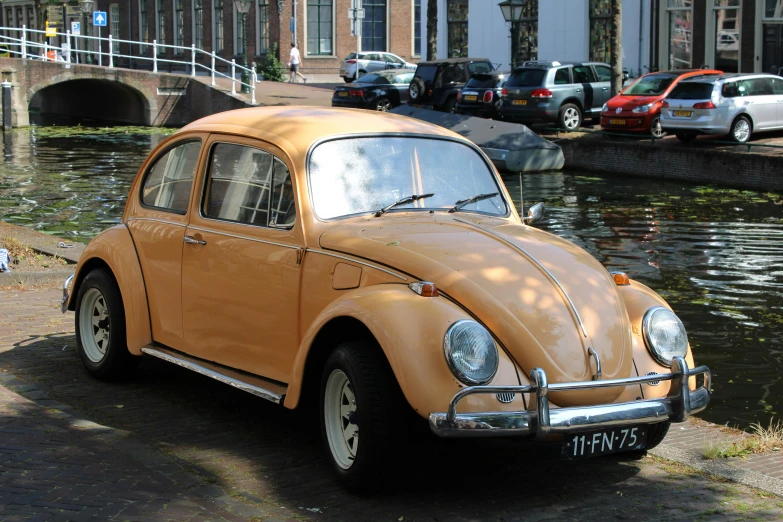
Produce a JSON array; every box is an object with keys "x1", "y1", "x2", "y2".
[
  {"x1": 560, "y1": 97, "x2": 584, "y2": 111},
  {"x1": 67, "y1": 224, "x2": 152, "y2": 355},
  {"x1": 733, "y1": 112, "x2": 754, "y2": 131}
]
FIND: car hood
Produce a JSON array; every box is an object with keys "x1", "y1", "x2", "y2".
[
  {"x1": 319, "y1": 214, "x2": 634, "y2": 406},
  {"x1": 605, "y1": 95, "x2": 662, "y2": 111}
]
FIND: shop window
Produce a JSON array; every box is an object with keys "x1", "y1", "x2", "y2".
[
  {"x1": 589, "y1": 0, "x2": 611, "y2": 63},
  {"x1": 257, "y1": 0, "x2": 269, "y2": 54}
]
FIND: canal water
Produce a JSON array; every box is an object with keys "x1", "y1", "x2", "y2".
[{"x1": 1, "y1": 127, "x2": 782, "y2": 430}]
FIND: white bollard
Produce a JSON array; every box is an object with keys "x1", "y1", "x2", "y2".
[
  {"x1": 153, "y1": 40, "x2": 158, "y2": 72},
  {"x1": 43, "y1": 42, "x2": 48, "y2": 61},
  {"x1": 231, "y1": 59, "x2": 236, "y2": 95},
  {"x1": 191, "y1": 44, "x2": 196, "y2": 77},
  {"x1": 108, "y1": 35, "x2": 114, "y2": 68},
  {"x1": 211, "y1": 53, "x2": 216, "y2": 86}
]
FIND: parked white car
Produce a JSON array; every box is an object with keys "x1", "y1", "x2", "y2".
[
  {"x1": 660, "y1": 73, "x2": 783, "y2": 144},
  {"x1": 339, "y1": 52, "x2": 416, "y2": 83}
]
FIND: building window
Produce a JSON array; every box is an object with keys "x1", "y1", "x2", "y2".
[
  {"x1": 235, "y1": 6, "x2": 244, "y2": 55},
  {"x1": 110, "y1": 4, "x2": 120, "y2": 53},
  {"x1": 362, "y1": 0, "x2": 386, "y2": 51},
  {"x1": 214, "y1": 0, "x2": 224, "y2": 54},
  {"x1": 666, "y1": 0, "x2": 693, "y2": 69},
  {"x1": 156, "y1": 0, "x2": 166, "y2": 45},
  {"x1": 307, "y1": 0, "x2": 333, "y2": 55},
  {"x1": 447, "y1": 0, "x2": 468, "y2": 58},
  {"x1": 714, "y1": 0, "x2": 740, "y2": 73},
  {"x1": 194, "y1": 0, "x2": 203, "y2": 48},
  {"x1": 26, "y1": 6, "x2": 34, "y2": 29},
  {"x1": 589, "y1": 0, "x2": 611, "y2": 63},
  {"x1": 413, "y1": 0, "x2": 421, "y2": 56},
  {"x1": 140, "y1": 0, "x2": 149, "y2": 42},
  {"x1": 512, "y1": 0, "x2": 538, "y2": 67},
  {"x1": 174, "y1": 0, "x2": 184, "y2": 49},
  {"x1": 15, "y1": 7, "x2": 22, "y2": 30},
  {"x1": 765, "y1": 0, "x2": 783, "y2": 18},
  {"x1": 6, "y1": 8, "x2": 12, "y2": 29},
  {"x1": 257, "y1": 0, "x2": 269, "y2": 54}
]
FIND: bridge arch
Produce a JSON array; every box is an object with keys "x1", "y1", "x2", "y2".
[{"x1": 28, "y1": 75, "x2": 158, "y2": 126}]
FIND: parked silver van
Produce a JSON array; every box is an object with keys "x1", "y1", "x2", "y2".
[{"x1": 660, "y1": 73, "x2": 783, "y2": 143}]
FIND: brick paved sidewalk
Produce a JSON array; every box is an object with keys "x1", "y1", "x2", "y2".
[{"x1": 4, "y1": 286, "x2": 783, "y2": 521}]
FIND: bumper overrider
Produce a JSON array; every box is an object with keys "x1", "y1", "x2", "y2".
[
  {"x1": 430, "y1": 356, "x2": 711, "y2": 438},
  {"x1": 61, "y1": 274, "x2": 74, "y2": 313}
]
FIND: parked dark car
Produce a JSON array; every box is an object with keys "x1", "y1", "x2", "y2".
[
  {"x1": 331, "y1": 70, "x2": 414, "y2": 112},
  {"x1": 408, "y1": 57, "x2": 495, "y2": 112},
  {"x1": 455, "y1": 71, "x2": 509, "y2": 119}
]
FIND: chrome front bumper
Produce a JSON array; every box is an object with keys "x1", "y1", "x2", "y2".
[
  {"x1": 61, "y1": 274, "x2": 74, "y2": 313},
  {"x1": 429, "y1": 356, "x2": 711, "y2": 438}
]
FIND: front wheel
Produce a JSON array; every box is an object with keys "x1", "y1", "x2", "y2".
[
  {"x1": 558, "y1": 103, "x2": 582, "y2": 130},
  {"x1": 320, "y1": 341, "x2": 407, "y2": 490},
  {"x1": 650, "y1": 116, "x2": 666, "y2": 139}
]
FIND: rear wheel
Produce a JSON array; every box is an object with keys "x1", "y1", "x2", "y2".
[
  {"x1": 342, "y1": 77, "x2": 352, "y2": 83},
  {"x1": 729, "y1": 115, "x2": 751, "y2": 144},
  {"x1": 676, "y1": 132, "x2": 696, "y2": 143},
  {"x1": 558, "y1": 103, "x2": 582, "y2": 130},
  {"x1": 650, "y1": 116, "x2": 666, "y2": 139}
]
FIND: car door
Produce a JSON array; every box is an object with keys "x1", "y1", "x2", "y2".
[
  {"x1": 364, "y1": 53, "x2": 382, "y2": 73},
  {"x1": 572, "y1": 64, "x2": 598, "y2": 113},
  {"x1": 127, "y1": 137, "x2": 204, "y2": 351},
  {"x1": 181, "y1": 136, "x2": 302, "y2": 382},
  {"x1": 593, "y1": 64, "x2": 613, "y2": 108},
  {"x1": 770, "y1": 77, "x2": 783, "y2": 128},
  {"x1": 392, "y1": 72, "x2": 413, "y2": 103},
  {"x1": 745, "y1": 78, "x2": 777, "y2": 129}
]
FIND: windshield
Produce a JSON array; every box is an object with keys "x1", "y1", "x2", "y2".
[
  {"x1": 623, "y1": 74, "x2": 677, "y2": 95},
  {"x1": 505, "y1": 69, "x2": 546, "y2": 88},
  {"x1": 309, "y1": 137, "x2": 507, "y2": 220}
]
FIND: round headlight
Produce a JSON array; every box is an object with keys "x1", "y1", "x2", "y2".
[
  {"x1": 642, "y1": 307, "x2": 688, "y2": 366},
  {"x1": 444, "y1": 320, "x2": 499, "y2": 385}
]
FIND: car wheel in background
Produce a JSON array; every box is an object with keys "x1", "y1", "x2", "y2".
[
  {"x1": 558, "y1": 103, "x2": 582, "y2": 130},
  {"x1": 675, "y1": 133, "x2": 696, "y2": 143},
  {"x1": 409, "y1": 78, "x2": 426, "y2": 103},
  {"x1": 320, "y1": 340, "x2": 407, "y2": 490},
  {"x1": 650, "y1": 116, "x2": 666, "y2": 139},
  {"x1": 356, "y1": 69, "x2": 367, "y2": 80},
  {"x1": 440, "y1": 96, "x2": 457, "y2": 113},
  {"x1": 729, "y1": 115, "x2": 751, "y2": 144},
  {"x1": 75, "y1": 269, "x2": 139, "y2": 380},
  {"x1": 375, "y1": 97, "x2": 392, "y2": 112},
  {"x1": 343, "y1": 77, "x2": 352, "y2": 83}
]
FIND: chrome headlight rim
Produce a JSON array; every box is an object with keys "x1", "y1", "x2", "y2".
[
  {"x1": 443, "y1": 319, "x2": 499, "y2": 386},
  {"x1": 642, "y1": 306, "x2": 688, "y2": 367}
]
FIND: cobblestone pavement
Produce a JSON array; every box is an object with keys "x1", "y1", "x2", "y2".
[{"x1": 3, "y1": 287, "x2": 783, "y2": 521}]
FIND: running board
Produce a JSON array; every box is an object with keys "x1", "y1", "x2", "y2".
[{"x1": 141, "y1": 346, "x2": 286, "y2": 404}]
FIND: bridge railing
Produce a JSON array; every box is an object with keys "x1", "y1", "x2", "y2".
[{"x1": 0, "y1": 25, "x2": 258, "y2": 104}]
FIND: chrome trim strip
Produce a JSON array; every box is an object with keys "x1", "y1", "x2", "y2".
[
  {"x1": 187, "y1": 226, "x2": 301, "y2": 250},
  {"x1": 61, "y1": 274, "x2": 74, "y2": 313},
  {"x1": 126, "y1": 217, "x2": 187, "y2": 228},
  {"x1": 588, "y1": 347, "x2": 602, "y2": 381},
  {"x1": 141, "y1": 347, "x2": 284, "y2": 404},
  {"x1": 452, "y1": 217, "x2": 588, "y2": 338},
  {"x1": 429, "y1": 356, "x2": 711, "y2": 438},
  {"x1": 305, "y1": 248, "x2": 408, "y2": 281}
]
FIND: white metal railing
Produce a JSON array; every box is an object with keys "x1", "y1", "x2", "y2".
[{"x1": 0, "y1": 25, "x2": 258, "y2": 104}]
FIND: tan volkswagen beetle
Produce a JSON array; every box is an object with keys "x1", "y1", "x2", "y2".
[{"x1": 62, "y1": 107, "x2": 711, "y2": 488}]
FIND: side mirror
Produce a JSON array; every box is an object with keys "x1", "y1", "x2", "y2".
[{"x1": 523, "y1": 202, "x2": 546, "y2": 225}]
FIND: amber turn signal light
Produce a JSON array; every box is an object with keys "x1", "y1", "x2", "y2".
[
  {"x1": 409, "y1": 282, "x2": 439, "y2": 297},
  {"x1": 611, "y1": 272, "x2": 630, "y2": 286}
]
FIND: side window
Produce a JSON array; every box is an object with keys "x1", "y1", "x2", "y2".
[
  {"x1": 204, "y1": 143, "x2": 295, "y2": 228},
  {"x1": 468, "y1": 61, "x2": 492, "y2": 74},
  {"x1": 553, "y1": 68, "x2": 571, "y2": 85},
  {"x1": 443, "y1": 63, "x2": 466, "y2": 83},
  {"x1": 573, "y1": 65, "x2": 596, "y2": 83},
  {"x1": 594, "y1": 65, "x2": 611, "y2": 82},
  {"x1": 394, "y1": 73, "x2": 413, "y2": 84},
  {"x1": 748, "y1": 78, "x2": 773, "y2": 96},
  {"x1": 141, "y1": 140, "x2": 201, "y2": 213},
  {"x1": 771, "y1": 78, "x2": 783, "y2": 95}
]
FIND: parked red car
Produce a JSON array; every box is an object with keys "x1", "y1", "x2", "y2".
[{"x1": 601, "y1": 69, "x2": 722, "y2": 138}]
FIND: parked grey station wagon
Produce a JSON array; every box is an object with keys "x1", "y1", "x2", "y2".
[
  {"x1": 660, "y1": 73, "x2": 783, "y2": 144},
  {"x1": 499, "y1": 61, "x2": 612, "y2": 129}
]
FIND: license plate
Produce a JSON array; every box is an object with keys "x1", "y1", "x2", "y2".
[
  {"x1": 465, "y1": 95, "x2": 477, "y2": 101},
  {"x1": 673, "y1": 110, "x2": 692, "y2": 117},
  {"x1": 562, "y1": 426, "x2": 647, "y2": 459},
  {"x1": 513, "y1": 99, "x2": 527, "y2": 106},
  {"x1": 609, "y1": 119, "x2": 625, "y2": 125},
  {"x1": 338, "y1": 92, "x2": 348, "y2": 97}
]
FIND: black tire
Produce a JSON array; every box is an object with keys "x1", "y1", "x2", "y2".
[
  {"x1": 676, "y1": 132, "x2": 696, "y2": 143},
  {"x1": 357, "y1": 69, "x2": 367, "y2": 80},
  {"x1": 374, "y1": 97, "x2": 392, "y2": 112},
  {"x1": 319, "y1": 340, "x2": 407, "y2": 491},
  {"x1": 74, "y1": 268, "x2": 139, "y2": 380},
  {"x1": 729, "y1": 115, "x2": 752, "y2": 144},
  {"x1": 408, "y1": 78, "x2": 426, "y2": 103},
  {"x1": 558, "y1": 103, "x2": 582, "y2": 130},
  {"x1": 439, "y1": 96, "x2": 457, "y2": 113},
  {"x1": 650, "y1": 115, "x2": 666, "y2": 139},
  {"x1": 342, "y1": 77, "x2": 352, "y2": 83}
]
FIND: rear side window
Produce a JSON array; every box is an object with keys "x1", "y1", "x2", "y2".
[
  {"x1": 440, "y1": 63, "x2": 467, "y2": 84},
  {"x1": 469, "y1": 62, "x2": 493, "y2": 74},
  {"x1": 669, "y1": 82, "x2": 714, "y2": 100},
  {"x1": 204, "y1": 143, "x2": 295, "y2": 229},
  {"x1": 722, "y1": 81, "x2": 744, "y2": 98},
  {"x1": 141, "y1": 140, "x2": 202, "y2": 213},
  {"x1": 415, "y1": 64, "x2": 437, "y2": 83},
  {"x1": 553, "y1": 68, "x2": 570, "y2": 85},
  {"x1": 594, "y1": 65, "x2": 611, "y2": 82},
  {"x1": 466, "y1": 74, "x2": 500, "y2": 89},
  {"x1": 771, "y1": 77, "x2": 783, "y2": 95},
  {"x1": 506, "y1": 68, "x2": 546, "y2": 88},
  {"x1": 573, "y1": 65, "x2": 597, "y2": 83}
]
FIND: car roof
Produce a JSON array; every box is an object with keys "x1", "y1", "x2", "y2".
[
  {"x1": 515, "y1": 61, "x2": 609, "y2": 69},
  {"x1": 678, "y1": 72, "x2": 778, "y2": 83},
  {"x1": 471, "y1": 70, "x2": 510, "y2": 77},
  {"x1": 179, "y1": 106, "x2": 464, "y2": 159},
  {"x1": 417, "y1": 57, "x2": 491, "y2": 65}
]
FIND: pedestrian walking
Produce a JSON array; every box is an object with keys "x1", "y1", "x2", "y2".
[{"x1": 288, "y1": 43, "x2": 307, "y2": 84}]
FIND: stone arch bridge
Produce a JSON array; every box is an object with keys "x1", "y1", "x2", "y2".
[{"x1": 0, "y1": 58, "x2": 249, "y2": 127}]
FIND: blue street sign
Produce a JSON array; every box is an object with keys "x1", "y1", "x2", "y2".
[{"x1": 93, "y1": 11, "x2": 107, "y2": 27}]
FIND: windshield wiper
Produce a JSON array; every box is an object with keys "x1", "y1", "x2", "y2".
[
  {"x1": 449, "y1": 192, "x2": 499, "y2": 213},
  {"x1": 374, "y1": 193, "x2": 435, "y2": 217}
]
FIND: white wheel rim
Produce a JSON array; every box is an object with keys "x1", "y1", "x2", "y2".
[
  {"x1": 651, "y1": 117, "x2": 665, "y2": 138},
  {"x1": 377, "y1": 100, "x2": 391, "y2": 112},
  {"x1": 324, "y1": 369, "x2": 358, "y2": 470},
  {"x1": 79, "y1": 288, "x2": 110, "y2": 363},
  {"x1": 410, "y1": 84, "x2": 419, "y2": 98},
  {"x1": 564, "y1": 108, "x2": 580, "y2": 129},
  {"x1": 734, "y1": 120, "x2": 750, "y2": 142}
]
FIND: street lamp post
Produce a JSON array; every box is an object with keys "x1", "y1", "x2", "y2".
[
  {"x1": 80, "y1": 0, "x2": 94, "y2": 65},
  {"x1": 498, "y1": 0, "x2": 525, "y2": 69},
  {"x1": 234, "y1": 0, "x2": 252, "y2": 93}
]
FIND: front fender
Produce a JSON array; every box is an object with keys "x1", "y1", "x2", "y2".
[
  {"x1": 617, "y1": 280, "x2": 697, "y2": 396},
  {"x1": 67, "y1": 224, "x2": 151, "y2": 356},
  {"x1": 284, "y1": 285, "x2": 522, "y2": 417}
]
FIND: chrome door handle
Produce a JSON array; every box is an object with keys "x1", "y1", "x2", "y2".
[
  {"x1": 576, "y1": 89, "x2": 582, "y2": 93},
  {"x1": 602, "y1": 87, "x2": 608, "y2": 91},
  {"x1": 183, "y1": 235, "x2": 206, "y2": 245}
]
